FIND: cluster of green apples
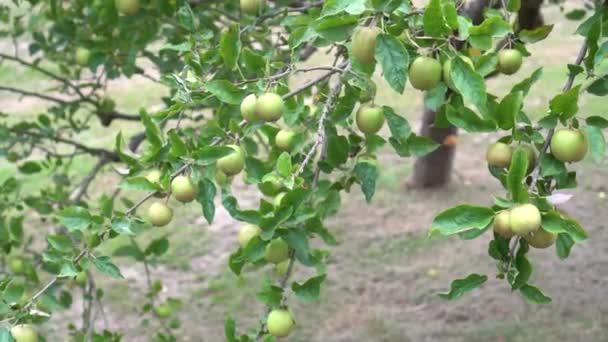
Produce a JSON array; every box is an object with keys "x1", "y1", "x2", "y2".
[{"x1": 493, "y1": 204, "x2": 555, "y2": 248}]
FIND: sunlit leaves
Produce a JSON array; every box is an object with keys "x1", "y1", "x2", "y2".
[
  {"x1": 431, "y1": 205, "x2": 495, "y2": 236},
  {"x1": 375, "y1": 34, "x2": 408, "y2": 93},
  {"x1": 438, "y1": 273, "x2": 487, "y2": 300}
]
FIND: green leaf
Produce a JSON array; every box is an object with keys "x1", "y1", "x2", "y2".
[
  {"x1": 56, "y1": 207, "x2": 92, "y2": 231},
  {"x1": 192, "y1": 146, "x2": 235, "y2": 166},
  {"x1": 118, "y1": 177, "x2": 161, "y2": 192},
  {"x1": 145, "y1": 237, "x2": 170, "y2": 256},
  {"x1": 520, "y1": 284, "x2": 552, "y2": 304},
  {"x1": 4, "y1": 280, "x2": 24, "y2": 303},
  {"x1": 565, "y1": 9, "x2": 586, "y2": 20},
  {"x1": 584, "y1": 125, "x2": 605, "y2": 164},
  {"x1": 446, "y1": 105, "x2": 495, "y2": 132},
  {"x1": 375, "y1": 34, "x2": 408, "y2": 93},
  {"x1": 586, "y1": 115, "x2": 608, "y2": 128},
  {"x1": 424, "y1": 83, "x2": 448, "y2": 111},
  {"x1": 423, "y1": 0, "x2": 450, "y2": 37},
  {"x1": 47, "y1": 234, "x2": 73, "y2": 253},
  {"x1": 450, "y1": 57, "x2": 487, "y2": 112},
  {"x1": 111, "y1": 216, "x2": 136, "y2": 235},
  {"x1": 353, "y1": 161, "x2": 379, "y2": 203},
  {"x1": 430, "y1": 205, "x2": 495, "y2": 235},
  {"x1": 225, "y1": 317, "x2": 236, "y2": 342},
  {"x1": 438, "y1": 273, "x2": 487, "y2": 300},
  {"x1": 18, "y1": 161, "x2": 42, "y2": 174},
  {"x1": 556, "y1": 233, "x2": 575, "y2": 260},
  {"x1": 256, "y1": 283, "x2": 284, "y2": 308},
  {"x1": 468, "y1": 16, "x2": 511, "y2": 50},
  {"x1": 314, "y1": 15, "x2": 358, "y2": 42},
  {"x1": 507, "y1": 147, "x2": 529, "y2": 203},
  {"x1": 511, "y1": 67, "x2": 543, "y2": 96},
  {"x1": 325, "y1": 134, "x2": 349, "y2": 168},
  {"x1": 539, "y1": 154, "x2": 566, "y2": 177},
  {"x1": 220, "y1": 24, "x2": 240, "y2": 70},
  {"x1": 292, "y1": 274, "x2": 326, "y2": 302},
  {"x1": 205, "y1": 80, "x2": 246, "y2": 105},
  {"x1": 140, "y1": 110, "x2": 163, "y2": 148},
  {"x1": 320, "y1": 0, "x2": 367, "y2": 18},
  {"x1": 92, "y1": 256, "x2": 124, "y2": 279},
  {"x1": 276, "y1": 152, "x2": 292, "y2": 178},
  {"x1": 383, "y1": 106, "x2": 412, "y2": 140},
  {"x1": 168, "y1": 130, "x2": 188, "y2": 157},
  {"x1": 506, "y1": 0, "x2": 521, "y2": 12},
  {"x1": 519, "y1": 25, "x2": 554, "y2": 44},
  {"x1": 496, "y1": 91, "x2": 523, "y2": 130},
  {"x1": 197, "y1": 178, "x2": 216, "y2": 225},
  {"x1": 541, "y1": 211, "x2": 588, "y2": 241},
  {"x1": 549, "y1": 85, "x2": 580, "y2": 119},
  {"x1": 406, "y1": 134, "x2": 440, "y2": 156},
  {"x1": 512, "y1": 254, "x2": 531, "y2": 290},
  {"x1": 0, "y1": 328, "x2": 15, "y2": 342}
]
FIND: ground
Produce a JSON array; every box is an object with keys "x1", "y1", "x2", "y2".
[{"x1": 1, "y1": 4, "x2": 607, "y2": 342}]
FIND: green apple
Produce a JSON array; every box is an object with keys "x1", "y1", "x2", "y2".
[
  {"x1": 524, "y1": 228, "x2": 556, "y2": 249},
  {"x1": 258, "y1": 180, "x2": 283, "y2": 196},
  {"x1": 256, "y1": 93, "x2": 284, "y2": 121},
  {"x1": 275, "y1": 259, "x2": 291, "y2": 277},
  {"x1": 486, "y1": 142, "x2": 512, "y2": 168},
  {"x1": 8, "y1": 257, "x2": 24, "y2": 274},
  {"x1": 154, "y1": 304, "x2": 173, "y2": 319},
  {"x1": 493, "y1": 210, "x2": 513, "y2": 239},
  {"x1": 148, "y1": 202, "x2": 173, "y2": 227},
  {"x1": 10, "y1": 324, "x2": 38, "y2": 342},
  {"x1": 509, "y1": 204, "x2": 541, "y2": 235},
  {"x1": 275, "y1": 129, "x2": 296, "y2": 152},
  {"x1": 217, "y1": 145, "x2": 245, "y2": 176},
  {"x1": 356, "y1": 105, "x2": 385, "y2": 134},
  {"x1": 409, "y1": 56, "x2": 442, "y2": 91},
  {"x1": 238, "y1": 224, "x2": 261, "y2": 248},
  {"x1": 115, "y1": 0, "x2": 140, "y2": 15},
  {"x1": 351, "y1": 27, "x2": 381, "y2": 65},
  {"x1": 75, "y1": 272, "x2": 88, "y2": 286},
  {"x1": 265, "y1": 238, "x2": 289, "y2": 264},
  {"x1": 240, "y1": 94, "x2": 258, "y2": 122},
  {"x1": 145, "y1": 169, "x2": 162, "y2": 184},
  {"x1": 497, "y1": 49, "x2": 523, "y2": 75},
  {"x1": 273, "y1": 192, "x2": 286, "y2": 208},
  {"x1": 267, "y1": 309, "x2": 294, "y2": 338},
  {"x1": 171, "y1": 175, "x2": 197, "y2": 203},
  {"x1": 215, "y1": 169, "x2": 229, "y2": 186},
  {"x1": 443, "y1": 56, "x2": 474, "y2": 90},
  {"x1": 75, "y1": 47, "x2": 91, "y2": 66},
  {"x1": 240, "y1": 0, "x2": 263, "y2": 15},
  {"x1": 550, "y1": 128, "x2": 588, "y2": 162}
]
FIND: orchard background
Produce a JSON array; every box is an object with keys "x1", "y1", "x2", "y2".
[{"x1": 1, "y1": 0, "x2": 607, "y2": 341}]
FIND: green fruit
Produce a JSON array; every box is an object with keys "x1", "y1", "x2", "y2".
[
  {"x1": 145, "y1": 169, "x2": 162, "y2": 184},
  {"x1": 148, "y1": 202, "x2": 173, "y2": 227},
  {"x1": 509, "y1": 204, "x2": 541, "y2": 236},
  {"x1": 486, "y1": 142, "x2": 512, "y2": 168},
  {"x1": 273, "y1": 192, "x2": 286, "y2": 208},
  {"x1": 524, "y1": 228, "x2": 556, "y2": 249},
  {"x1": 266, "y1": 309, "x2": 294, "y2": 338},
  {"x1": 171, "y1": 175, "x2": 197, "y2": 203},
  {"x1": 240, "y1": 0, "x2": 263, "y2": 15},
  {"x1": 10, "y1": 324, "x2": 38, "y2": 342},
  {"x1": 359, "y1": 80, "x2": 377, "y2": 103},
  {"x1": 275, "y1": 129, "x2": 296, "y2": 152},
  {"x1": 356, "y1": 105, "x2": 385, "y2": 134},
  {"x1": 238, "y1": 224, "x2": 261, "y2": 248},
  {"x1": 497, "y1": 49, "x2": 523, "y2": 75},
  {"x1": 217, "y1": 145, "x2": 245, "y2": 176},
  {"x1": 352, "y1": 27, "x2": 381, "y2": 65},
  {"x1": 75, "y1": 272, "x2": 88, "y2": 286},
  {"x1": 409, "y1": 57, "x2": 442, "y2": 91},
  {"x1": 275, "y1": 259, "x2": 291, "y2": 277},
  {"x1": 75, "y1": 47, "x2": 91, "y2": 66},
  {"x1": 550, "y1": 128, "x2": 588, "y2": 162},
  {"x1": 443, "y1": 56, "x2": 474, "y2": 90},
  {"x1": 115, "y1": 0, "x2": 140, "y2": 15},
  {"x1": 256, "y1": 93, "x2": 284, "y2": 121},
  {"x1": 258, "y1": 180, "x2": 283, "y2": 196},
  {"x1": 8, "y1": 257, "x2": 24, "y2": 274},
  {"x1": 215, "y1": 169, "x2": 229, "y2": 185},
  {"x1": 154, "y1": 304, "x2": 173, "y2": 318},
  {"x1": 265, "y1": 238, "x2": 289, "y2": 264},
  {"x1": 493, "y1": 210, "x2": 513, "y2": 239},
  {"x1": 241, "y1": 94, "x2": 258, "y2": 122}
]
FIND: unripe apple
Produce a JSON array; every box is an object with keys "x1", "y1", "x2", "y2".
[
  {"x1": 275, "y1": 129, "x2": 296, "y2": 152},
  {"x1": 275, "y1": 259, "x2": 291, "y2": 277},
  {"x1": 409, "y1": 56, "x2": 442, "y2": 91},
  {"x1": 509, "y1": 204, "x2": 541, "y2": 235},
  {"x1": 273, "y1": 192, "x2": 286, "y2": 208},
  {"x1": 75, "y1": 47, "x2": 91, "y2": 66},
  {"x1": 8, "y1": 257, "x2": 24, "y2": 274},
  {"x1": 10, "y1": 324, "x2": 38, "y2": 342},
  {"x1": 75, "y1": 272, "x2": 88, "y2": 286},
  {"x1": 215, "y1": 169, "x2": 229, "y2": 185},
  {"x1": 443, "y1": 56, "x2": 474, "y2": 90},
  {"x1": 265, "y1": 238, "x2": 289, "y2": 264},
  {"x1": 154, "y1": 304, "x2": 173, "y2": 319},
  {"x1": 171, "y1": 175, "x2": 197, "y2": 203},
  {"x1": 497, "y1": 49, "x2": 523, "y2": 75},
  {"x1": 240, "y1": 0, "x2": 263, "y2": 15},
  {"x1": 148, "y1": 202, "x2": 173, "y2": 227},
  {"x1": 145, "y1": 169, "x2": 162, "y2": 184},
  {"x1": 356, "y1": 105, "x2": 385, "y2": 135},
  {"x1": 217, "y1": 145, "x2": 245, "y2": 176},
  {"x1": 256, "y1": 93, "x2": 284, "y2": 121},
  {"x1": 240, "y1": 94, "x2": 258, "y2": 122},
  {"x1": 115, "y1": 0, "x2": 140, "y2": 15},
  {"x1": 486, "y1": 142, "x2": 512, "y2": 168},
  {"x1": 238, "y1": 224, "x2": 261, "y2": 248},
  {"x1": 550, "y1": 128, "x2": 588, "y2": 162},
  {"x1": 493, "y1": 210, "x2": 513, "y2": 239},
  {"x1": 351, "y1": 27, "x2": 381, "y2": 65},
  {"x1": 524, "y1": 228, "x2": 556, "y2": 249},
  {"x1": 359, "y1": 80, "x2": 377, "y2": 103},
  {"x1": 258, "y1": 180, "x2": 283, "y2": 196},
  {"x1": 266, "y1": 309, "x2": 294, "y2": 337}
]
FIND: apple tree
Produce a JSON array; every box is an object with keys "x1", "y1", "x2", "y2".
[{"x1": 0, "y1": 0, "x2": 607, "y2": 341}]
